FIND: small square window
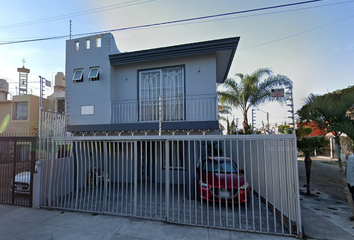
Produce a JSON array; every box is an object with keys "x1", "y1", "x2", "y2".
[
  {"x1": 86, "y1": 39, "x2": 90, "y2": 49},
  {"x1": 96, "y1": 37, "x2": 101, "y2": 48},
  {"x1": 72, "y1": 69, "x2": 83, "y2": 82},
  {"x1": 75, "y1": 41, "x2": 80, "y2": 51},
  {"x1": 88, "y1": 67, "x2": 100, "y2": 81}
]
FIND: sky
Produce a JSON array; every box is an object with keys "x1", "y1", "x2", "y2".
[{"x1": 0, "y1": 0, "x2": 353, "y2": 130}]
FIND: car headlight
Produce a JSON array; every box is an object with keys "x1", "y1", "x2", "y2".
[
  {"x1": 240, "y1": 183, "x2": 249, "y2": 190},
  {"x1": 199, "y1": 181, "x2": 209, "y2": 188}
]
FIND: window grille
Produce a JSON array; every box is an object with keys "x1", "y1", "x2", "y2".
[{"x1": 139, "y1": 66, "x2": 184, "y2": 122}]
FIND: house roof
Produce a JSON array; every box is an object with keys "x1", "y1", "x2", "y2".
[
  {"x1": 299, "y1": 122, "x2": 327, "y2": 136},
  {"x1": 109, "y1": 37, "x2": 240, "y2": 83}
]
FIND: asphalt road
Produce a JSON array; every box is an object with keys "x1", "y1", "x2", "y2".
[{"x1": 298, "y1": 157, "x2": 347, "y2": 201}]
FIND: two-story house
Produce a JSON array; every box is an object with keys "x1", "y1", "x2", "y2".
[{"x1": 65, "y1": 33, "x2": 239, "y2": 135}]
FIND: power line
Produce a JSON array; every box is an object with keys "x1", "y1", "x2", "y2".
[
  {"x1": 0, "y1": 0, "x2": 157, "y2": 31},
  {"x1": 1, "y1": 0, "x2": 353, "y2": 42},
  {"x1": 135, "y1": 0, "x2": 354, "y2": 34},
  {"x1": 0, "y1": 0, "x2": 328, "y2": 46},
  {"x1": 240, "y1": 13, "x2": 354, "y2": 50}
]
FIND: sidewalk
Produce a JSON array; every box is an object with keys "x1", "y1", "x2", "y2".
[
  {"x1": 0, "y1": 204, "x2": 294, "y2": 240},
  {"x1": 300, "y1": 187, "x2": 354, "y2": 240},
  {"x1": 1, "y1": 190, "x2": 354, "y2": 240}
]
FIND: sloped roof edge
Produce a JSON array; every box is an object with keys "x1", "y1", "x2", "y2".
[{"x1": 109, "y1": 37, "x2": 240, "y2": 81}]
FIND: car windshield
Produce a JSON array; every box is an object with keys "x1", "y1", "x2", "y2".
[{"x1": 202, "y1": 160, "x2": 238, "y2": 173}]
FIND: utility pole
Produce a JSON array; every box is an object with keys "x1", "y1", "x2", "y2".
[
  {"x1": 236, "y1": 118, "x2": 239, "y2": 135},
  {"x1": 266, "y1": 111, "x2": 270, "y2": 134},
  {"x1": 257, "y1": 109, "x2": 270, "y2": 134}
]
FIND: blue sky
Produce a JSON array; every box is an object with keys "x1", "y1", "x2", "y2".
[{"x1": 0, "y1": 0, "x2": 353, "y2": 128}]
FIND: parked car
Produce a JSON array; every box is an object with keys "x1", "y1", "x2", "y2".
[
  {"x1": 10, "y1": 171, "x2": 31, "y2": 194},
  {"x1": 196, "y1": 157, "x2": 250, "y2": 203}
]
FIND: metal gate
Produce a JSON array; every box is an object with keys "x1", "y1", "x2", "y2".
[
  {"x1": 0, "y1": 137, "x2": 36, "y2": 207},
  {"x1": 40, "y1": 135, "x2": 302, "y2": 238}
]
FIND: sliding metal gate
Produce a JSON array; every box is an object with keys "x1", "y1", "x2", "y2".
[
  {"x1": 40, "y1": 135, "x2": 302, "y2": 237},
  {"x1": 0, "y1": 137, "x2": 36, "y2": 207}
]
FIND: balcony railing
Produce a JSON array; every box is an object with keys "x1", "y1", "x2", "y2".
[{"x1": 111, "y1": 94, "x2": 217, "y2": 124}]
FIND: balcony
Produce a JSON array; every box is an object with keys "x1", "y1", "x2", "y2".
[{"x1": 111, "y1": 94, "x2": 217, "y2": 124}]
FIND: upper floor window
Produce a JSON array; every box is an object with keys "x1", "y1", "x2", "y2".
[
  {"x1": 86, "y1": 39, "x2": 90, "y2": 49},
  {"x1": 139, "y1": 66, "x2": 184, "y2": 122},
  {"x1": 13, "y1": 101, "x2": 28, "y2": 120},
  {"x1": 72, "y1": 69, "x2": 83, "y2": 82},
  {"x1": 96, "y1": 36, "x2": 101, "y2": 48},
  {"x1": 88, "y1": 67, "x2": 100, "y2": 81},
  {"x1": 75, "y1": 41, "x2": 80, "y2": 51}
]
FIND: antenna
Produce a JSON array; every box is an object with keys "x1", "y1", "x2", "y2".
[{"x1": 70, "y1": 20, "x2": 72, "y2": 40}]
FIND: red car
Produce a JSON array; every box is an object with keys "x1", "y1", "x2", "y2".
[{"x1": 196, "y1": 157, "x2": 250, "y2": 203}]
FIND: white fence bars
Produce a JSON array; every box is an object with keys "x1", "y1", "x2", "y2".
[
  {"x1": 39, "y1": 110, "x2": 66, "y2": 138},
  {"x1": 38, "y1": 135, "x2": 301, "y2": 238}
]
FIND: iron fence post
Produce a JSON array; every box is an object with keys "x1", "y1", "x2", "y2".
[
  {"x1": 165, "y1": 140, "x2": 170, "y2": 221},
  {"x1": 134, "y1": 141, "x2": 138, "y2": 216}
]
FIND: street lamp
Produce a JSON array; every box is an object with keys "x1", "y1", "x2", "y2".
[{"x1": 257, "y1": 109, "x2": 269, "y2": 134}]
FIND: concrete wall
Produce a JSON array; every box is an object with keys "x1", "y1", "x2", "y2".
[
  {"x1": 66, "y1": 32, "x2": 218, "y2": 128},
  {"x1": 65, "y1": 33, "x2": 120, "y2": 126},
  {"x1": 0, "y1": 94, "x2": 49, "y2": 135}
]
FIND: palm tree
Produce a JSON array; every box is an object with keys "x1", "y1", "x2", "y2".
[
  {"x1": 218, "y1": 68, "x2": 292, "y2": 133},
  {"x1": 297, "y1": 134, "x2": 328, "y2": 195},
  {"x1": 217, "y1": 103, "x2": 231, "y2": 131},
  {"x1": 297, "y1": 89, "x2": 354, "y2": 218}
]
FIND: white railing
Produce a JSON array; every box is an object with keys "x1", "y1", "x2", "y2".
[
  {"x1": 111, "y1": 99, "x2": 138, "y2": 123},
  {"x1": 39, "y1": 134, "x2": 302, "y2": 238},
  {"x1": 111, "y1": 94, "x2": 217, "y2": 123},
  {"x1": 186, "y1": 94, "x2": 217, "y2": 121}
]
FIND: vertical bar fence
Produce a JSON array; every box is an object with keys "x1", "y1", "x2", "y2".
[{"x1": 39, "y1": 134, "x2": 302, "y2": 238}]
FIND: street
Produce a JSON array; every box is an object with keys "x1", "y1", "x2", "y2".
[{"x1": 298, "y1": 157, "x2": 346, "y2": 201}]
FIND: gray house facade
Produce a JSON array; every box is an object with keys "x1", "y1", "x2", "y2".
[{"x1": 65, "y1": 33, "x2": 239, "y2": 135}]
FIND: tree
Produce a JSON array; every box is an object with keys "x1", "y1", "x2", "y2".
[
  {"x1": 229, "y1": 119, "x2": 236, "y2": 134},
  {"x1": 218, "y1": 68, "x2": 292, "y2": 133},
  {"x1": 217, "y1": 103, "x2": 231, "y2": 132},
  {"x1": 296, "y1": 127, "x2": 328, "y2": 195},
  {"x1": 297, "y1": 88, "x2": 354, "y2": 218},
  {"x1": 278, "y1": 124, "x2": 293, "y2": 134}
]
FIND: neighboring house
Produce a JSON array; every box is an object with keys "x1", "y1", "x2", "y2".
[
  {"x1": 0, "y1": 78, "x2": 48, "y2": 136},
  {"x1": 300, "y1": 121, "x2": 327, "y2": 136},
  {"x1": 65, "y1": 33, "x2": 240, "y2": 135},
  {"x1": 0, "y1": 72, "x2": 65, "y2": 137},
  {"x1": 298, "y1": 121, "x2": 334, "y2": 157},
  {"x1": 47, "y1": 72, "x2": 66, "y2": 114}
]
